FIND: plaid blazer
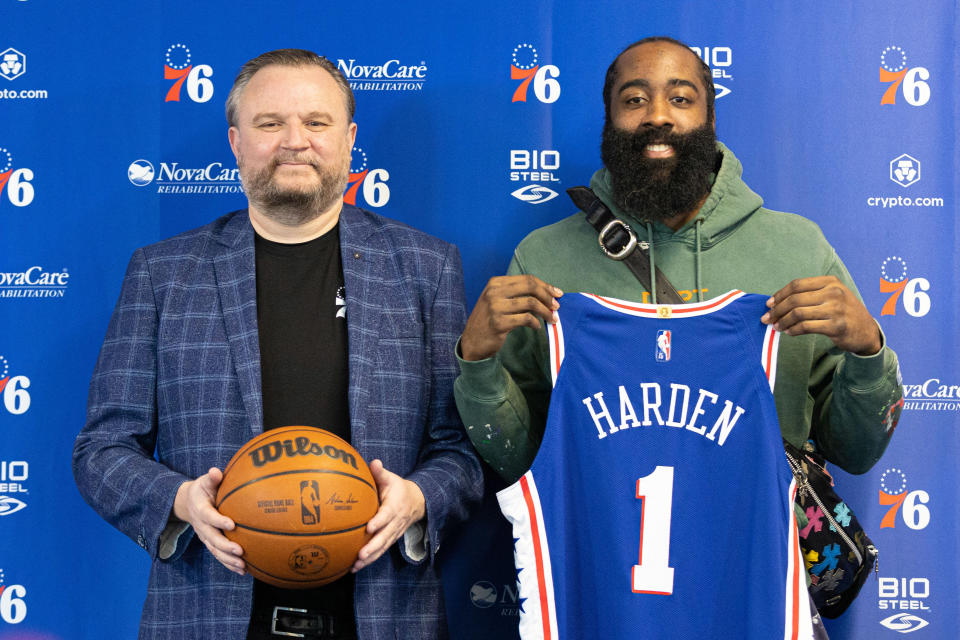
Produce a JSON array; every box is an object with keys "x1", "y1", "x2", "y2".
[{"x1": 73, "y1": 206, "x2": 482, "y2": 640}]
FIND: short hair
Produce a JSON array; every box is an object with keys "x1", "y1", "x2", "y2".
[
  {"x1": 225, "y1": 48, "x2": 355, "y2": 126},
  {"x1": 602, "y1": 37, "x2": 715, "y2": 125}
]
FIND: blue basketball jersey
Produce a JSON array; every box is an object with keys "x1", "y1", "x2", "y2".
[{"x1": 498, "y1": 291, "x2": 812, "y2": 640}]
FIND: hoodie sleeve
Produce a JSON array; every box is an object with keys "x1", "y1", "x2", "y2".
[
  {"x1": 453, "y1": 254, "x2": 552, "y2": 484},
  {"x1": 807, "y1": 254, "x2": 903, "y2": 474}
]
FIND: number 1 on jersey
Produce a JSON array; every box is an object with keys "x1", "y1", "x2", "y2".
[{"x1": 632, "y1": 465, "x2": 675, "y2": 595}]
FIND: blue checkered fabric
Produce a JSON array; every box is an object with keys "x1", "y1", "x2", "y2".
[{"x1": 73, "y1": 206, "x2": 482, "y2": 640}]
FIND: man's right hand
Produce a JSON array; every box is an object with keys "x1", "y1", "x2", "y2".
[
  {"x1": 173, "y1": 467, "x2": 246, "y2": 575},
  {"x1": 460, "y1": 275, "x2": 562, "y2": 361}
]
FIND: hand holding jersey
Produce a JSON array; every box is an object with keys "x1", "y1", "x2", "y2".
[
  {"x1": 762, "y1": 275, "x2": 883, "y2": 356},
  {"x1": 460, "y1": 275, "x2": 562, "y2": 362}
]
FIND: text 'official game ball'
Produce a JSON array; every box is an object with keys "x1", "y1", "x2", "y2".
[{"x1": 215, "y1": 426, "x2": 379, "y2": 588}]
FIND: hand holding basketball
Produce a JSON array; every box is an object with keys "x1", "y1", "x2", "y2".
[
  {"x1": 173, "y1": 467, "x2": 245, "y2": 575},
  {"x1": 215, "y1": 427, "x2": 380, "y2": 588},
  {"x1": 352, "y1": 459, "x2": 426, "y2": 572}
]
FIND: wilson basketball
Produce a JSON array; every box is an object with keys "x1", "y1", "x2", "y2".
[{"x1": 215, "y1": 426, "x2": 379, "y2": 588}]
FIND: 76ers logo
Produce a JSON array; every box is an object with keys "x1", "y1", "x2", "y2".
[
  {"x1": 879, "y1": 46, "x2": 931, "y2": 106},
  {"x1": 880, "y1": 256, "x2": 930, "y2": 317},
  {"x1": 0, "y1": 148, "x2": 34, "y2": 208},
  {"x1": 879, "y1": 468, "x2": 930, "y2": 530},
  {"x1": 344, "y1": 147, "x2": 390, "y2": 208},
  {"x1": 511, "y1": 43, "x2": 560, "y2": 103},
  {"x1": 0, "y1": 568, "x2": 27, "y2": 624},
  {"x1": 655, "y1": 330, "x2": 671, "y2": 362},
  {"x1": 164, "y1": 44, "x2": 214, "y2": 103}
]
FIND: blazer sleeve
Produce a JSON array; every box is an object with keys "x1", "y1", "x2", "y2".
[
  {"x1": 404, "y1": 243, "x2": 484, "y2": 562},
  {"x1": 72, "y1": 248, "x2": 191, "y2": 560}
]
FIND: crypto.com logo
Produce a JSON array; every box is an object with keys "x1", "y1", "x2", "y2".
[
  {"x1": 344, "y1": 147, "x2": 390, "y2": 208},
  {"x1": 510, "y1": 43, "x2": 560, "y2": 103},
  {"x1": 880, "y1": 46, "x2": 931, "y2": 106},
  {"x1": 0, "y1": 48, "x2": 25, "y2": 81},
  {"x1": 879, "y1": 256, "x2": 930, "y2": 317},
  {"x1": 878, "y1": 468, "x2": 930, "y2": 530},
  {"x1": 889, "y1": 154, "x2": 920, "y2": 188},
  {"x1": 0, "y1": 147, "x2": 35, "y2": 208},
  {"x1": 164, "y1": 43, "x2": 214, "y2": 103}
]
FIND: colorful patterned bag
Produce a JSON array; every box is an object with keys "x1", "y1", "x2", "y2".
[{"x1": 785, "y1": 440, "x2": 879, "y2": 618}]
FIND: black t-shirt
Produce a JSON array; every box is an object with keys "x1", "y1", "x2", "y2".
[{"x1": 252, "y1": 227, "x2": 355, "y2": 622}]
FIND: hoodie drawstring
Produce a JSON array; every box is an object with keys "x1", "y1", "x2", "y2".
[
  {"x1": 646, "y1": 222, "x2": 657, "y2": 305},
  {"x1": 646, "y1": 219, "x2": 704, "y2": 304},
  {"x1": 695, "y1": 218, "x2": 704, "y2": 302}
]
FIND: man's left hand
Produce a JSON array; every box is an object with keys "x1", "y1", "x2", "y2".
[
  {"x1": 762, "y1": 276, "x2": 882, "y2": 355},
  {"x1": 352, "y1": 459, "x2": 426, "y2": 572}
]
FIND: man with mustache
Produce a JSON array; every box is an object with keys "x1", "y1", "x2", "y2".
[
  {"x1": 74, "y1": 49, "x2": 481, "y2": 640},
  {"x1": 454, "y1": 37, "x2": 901, "y2": 636}
]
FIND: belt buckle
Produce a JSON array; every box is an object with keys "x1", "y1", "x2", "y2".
[
  {"x1": 598, "y1": 219, "x2": 637, "y2": 260},
  {"x1": 272, "y1": 606, "x2": 309, "y2": 638}
]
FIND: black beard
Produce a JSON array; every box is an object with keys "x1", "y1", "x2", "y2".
[
  {"x1": 239, "y1": 153, "x2": 348, "y2": 226},
  {"x1": 600, "y1": 123, "x2": 717, "y2": 223}
]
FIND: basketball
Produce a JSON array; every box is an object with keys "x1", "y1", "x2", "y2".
[{"x1": 215, "y1": 426, "x2": 379, "y2": 588}]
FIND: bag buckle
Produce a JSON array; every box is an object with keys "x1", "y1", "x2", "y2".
[{"x1": 598, "y1": 219, "x2": 637, "y2": 260}]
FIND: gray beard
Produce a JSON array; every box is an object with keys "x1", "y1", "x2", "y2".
[{"x1": 240, "y1": 156, "x2": 348, "y2": 226}]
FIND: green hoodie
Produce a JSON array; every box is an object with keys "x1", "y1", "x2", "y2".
[{"x1": 455, "y1": 143, "x2": 902, "y2": 484}]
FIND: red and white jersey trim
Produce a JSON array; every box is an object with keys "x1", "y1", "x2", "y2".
[
  {"x1": 497, "y1": 472, "x2": 559, "y2": 640},
  {"x1": 763, "y1": 324, "x2": 781, "y2": 393},
  {"x1": 583, "y1": 289, "x2": 746, "y2": 318},
  {"x1": 547, "y1": 316, "x2": 565, "y2": 388},
  {"x1": 784, "y1": 479, "x2": 814, "y2": 639}
]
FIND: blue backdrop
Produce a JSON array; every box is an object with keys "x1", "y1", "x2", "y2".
[{"x1": 1, "y1": 1, "x2": 956, "y2": 638}]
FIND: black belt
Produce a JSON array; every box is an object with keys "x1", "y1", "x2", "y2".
[{"x1": 249, "y1": 605, "x2": 356, "y2": 640}]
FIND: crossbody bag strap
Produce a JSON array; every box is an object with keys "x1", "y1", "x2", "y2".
[{"x1": 566, "y1": 186, "x2": 685, "y2": 304}]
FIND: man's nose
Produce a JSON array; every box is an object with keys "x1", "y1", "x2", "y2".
[
  {"x1": 643, "y1": 98, "x2": 674, "y2": 129},
  {"x1": 281, "y1": 124, "x2": 309, "y2": 149}
]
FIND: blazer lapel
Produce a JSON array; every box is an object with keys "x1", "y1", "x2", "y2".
[
  {"x1": 212, "y1": 212, "x2": 263, "y2": 436},
  {"x1": 339, "y1": 206, "x2": 383, "y2": 438}
]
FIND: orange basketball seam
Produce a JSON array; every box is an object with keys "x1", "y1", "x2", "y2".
[
  {"x1": 233, "y1": 522, "x2": 369, "y2": 537},
  {"x1": 216, "y1": 468, "x2": 378, "y2": 509}
]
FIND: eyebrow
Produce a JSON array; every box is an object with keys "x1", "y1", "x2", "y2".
[
  {"x1": 618, "y1": 78, "x2": 701, "y2": 95},
  {"x1": 251, "y1": 111, "x2": 335, "y2": 123}
]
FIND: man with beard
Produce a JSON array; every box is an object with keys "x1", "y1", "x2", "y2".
[
  {"x1": 453, "y1": 37, "x2": 901, "y2": 634},
  {"x1": 73, "y1": 49, "x2": 481, "y2": 640}
]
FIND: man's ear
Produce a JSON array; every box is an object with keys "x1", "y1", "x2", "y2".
[{"x1": 228, "y1": 127, "x2": 240, "y2": 160}]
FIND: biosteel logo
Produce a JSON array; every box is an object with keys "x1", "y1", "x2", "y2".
[
  {"x1": 690, "y1": 46, "x2": 734, "y2": 99},
  {"x1": 510, "y1": 149, "x2": 559, "y2": 205}
]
